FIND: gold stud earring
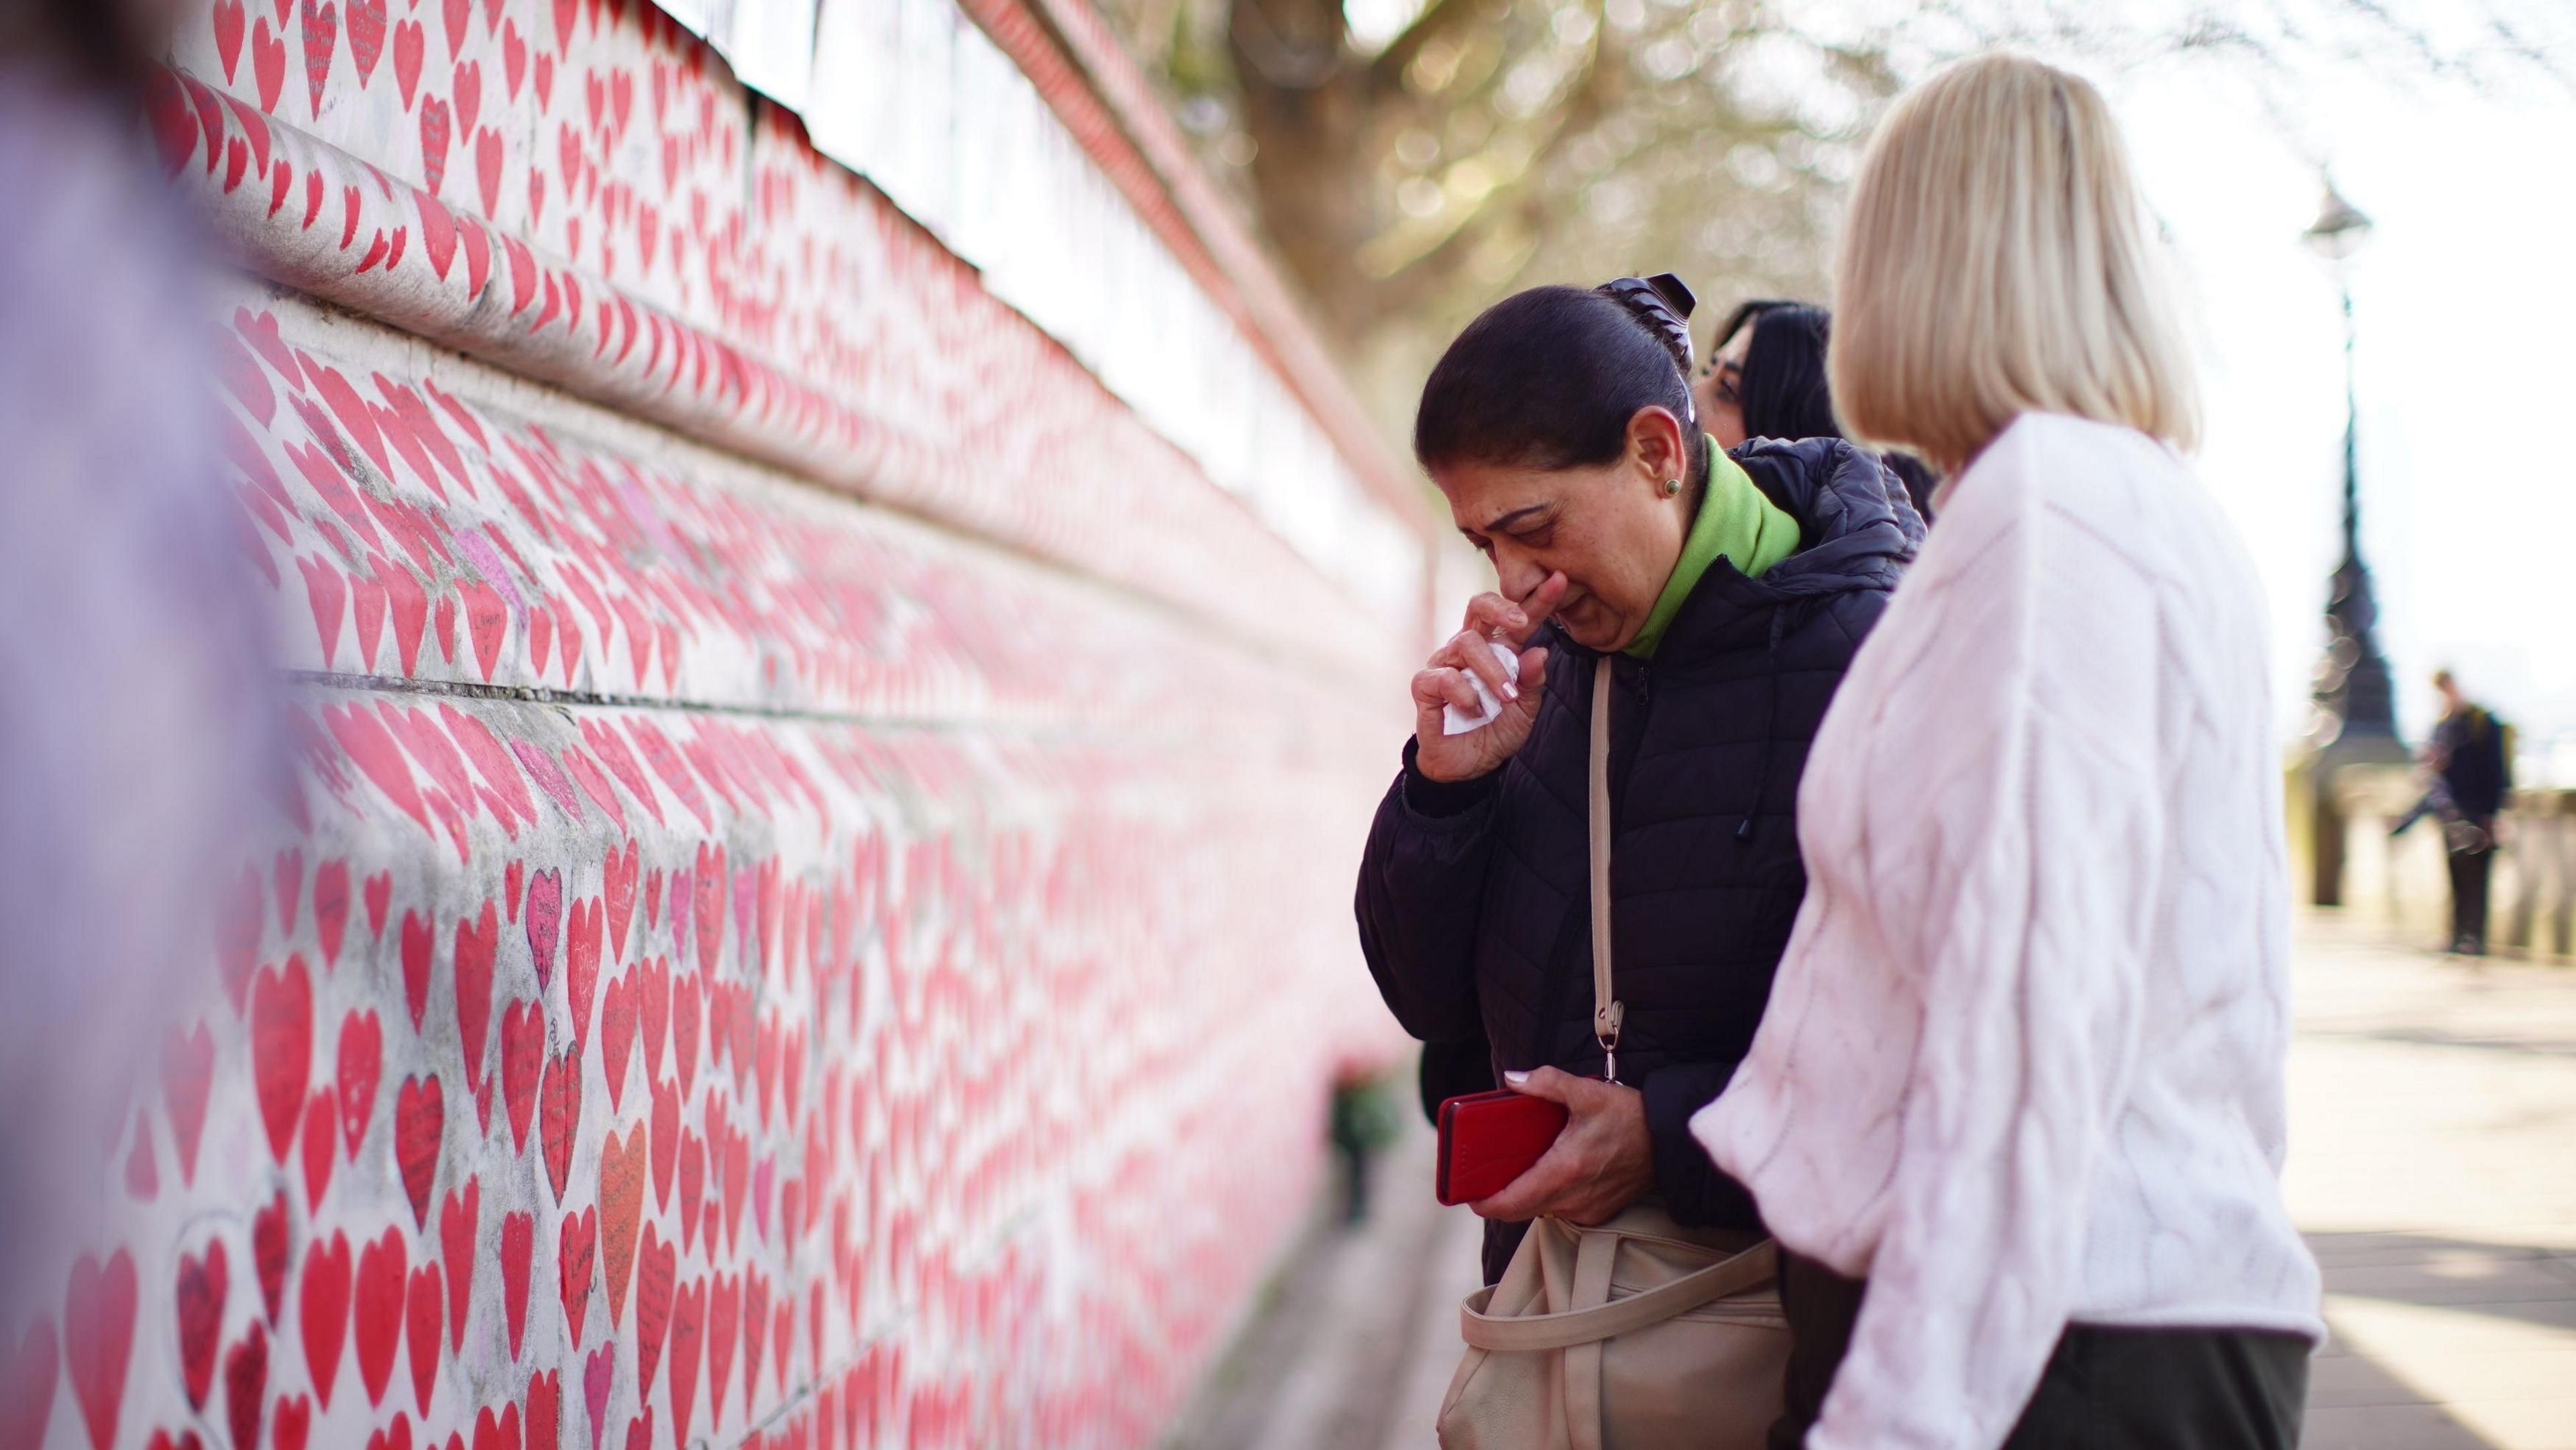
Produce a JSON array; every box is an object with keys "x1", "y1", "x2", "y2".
[{"x1": 1661, "y1": 477, "x2": 1682, "y2": 497}]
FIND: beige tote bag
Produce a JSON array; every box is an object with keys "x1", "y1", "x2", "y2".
[{"x1": 1436, "y1": 656, "x2": 1790, "y2": 1450}]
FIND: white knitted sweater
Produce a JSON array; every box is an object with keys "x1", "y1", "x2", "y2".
[{"x1": 1693, "y1": 413, "x2": 2324, "y2": 1449}]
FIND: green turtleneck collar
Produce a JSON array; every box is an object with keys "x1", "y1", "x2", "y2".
[{"x1": 1623, "y1": 444, "x2": 1799, "y2": 659}]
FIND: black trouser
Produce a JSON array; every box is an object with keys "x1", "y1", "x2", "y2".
[
  {"x1": 1769, "y1": 1251, "x2": 2310, "y2": 1449},
  {"x1": 2448, "y1": 834, "x2": 2493, "y2": 951}
]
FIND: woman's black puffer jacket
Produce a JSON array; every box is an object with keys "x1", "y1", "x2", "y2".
[{"x1": 1356, "y1": 437, "x2": 1921, "y2": 1282}]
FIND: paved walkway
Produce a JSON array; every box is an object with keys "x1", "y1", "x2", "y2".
[{"x1": 1167, "y1": 916, "x2": 2576, "y2": 1449}]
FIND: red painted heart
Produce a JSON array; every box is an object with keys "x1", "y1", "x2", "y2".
[
  {"x1": 649, "y1": 1076, "x2": 678, "y2": 1211},
  {"x1": 597, "y1": 1123, "x2": 645, "y2": 1331},
  {"x1": 470, "y1": 1402, "x2": 519, "y2": 1450},
  {"x1": 453, "y1": 901, "x2": 498, "y2": 1090},
  {"x1": 299, "y1": 1229, "x2": 351, "y2": 1409},
  {"x1": 222, "y1": 1320, "x2": 266, "y2": 1450},
  {"x1": 404, "y1": 1264, "x2": 441, "y2": 1416},
  {"x1": 556, "y1": 1206, "x2": 596, "y2": 1349},
  {"x1": 337, "y1": 1008, "x2": 382, "y2": 1159},
  {"x1": 299, "y1": 1090, "x2": 335, "y2": 1208},
  {"x1": 670, "y1": 971, "x2": 698, "y2": 1095},
  {"x1": 633, "y1": 1226, "x2": 674, "y2": 1398},
  {"x1": 499, "y1": 998, "x2": 544, "y2": 1151},
  {"x1": 364, "y1": 870, "x2": 392, "y2": 939},
  {"x1": 539, "y1": 1043, "x2": 580, "y2": 1202},
  {"x1": 437, "y1": 1177, "x2": 478, "y2": 1351},
  {"x1": 252, "y1": 1190, "x2": 289, "y2": 1324},
  {"x1": 400, "y1": 911, "x2": 433, "y2": 1030},
  {"x1": 305, "y1": 862, "x2": 348, "y2": 972},
  {"x1": 665, "y1": 1274, "x2": 704, "y2": 1444},
  {"x1": 598, "y1": 970, "x2": 636, "y2": 1113},
  {"x1": 500, "y1": 1212, "x2": 533, "y2": 1361},
  {"x1": 525, "y1": 1367, "x2": 560, "y2": 1450},
  {"x1": 272, "y1": 1394, "x2": 310, "y2": 1450},
  {"x1": 175, "y1": 1241, "x2": 227, "y2": 1410},
  {"x1": 705, "y1": 1271, "x2": 738, "y2": 1432},
  {"x1": 251, "y1": 956, "x2": 315, "y2": 1163},
  {"x1": 352, "y1": 1229, "x2": 405, "y2": 1407},
  {"x1": 394, "y1": 1074, "x2": 443, "y2": 1229}
]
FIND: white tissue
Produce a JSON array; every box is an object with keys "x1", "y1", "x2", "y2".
[{"x1": 1442, "y1": 639, "x2": 1523, "y2": 735}]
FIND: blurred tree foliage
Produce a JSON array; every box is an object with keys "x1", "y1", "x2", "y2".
[{"x1": 1096, "y1": 0, "x2": 2571, "y2": 443}]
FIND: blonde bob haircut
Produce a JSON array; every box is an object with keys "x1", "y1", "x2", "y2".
[{"x1": 1829, "y1": 54, "x2": 2200, "y2": 472}]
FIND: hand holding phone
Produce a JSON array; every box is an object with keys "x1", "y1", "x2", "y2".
[{"x1": 1435, "y1": 1088, "x2": 1570, "y2": 1207}]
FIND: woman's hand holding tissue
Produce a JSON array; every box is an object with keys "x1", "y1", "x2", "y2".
[{"x1": 1411, "y1": 572, "x2": 1566, "y2": 784}]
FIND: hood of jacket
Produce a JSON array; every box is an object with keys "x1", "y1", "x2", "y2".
[{"x1": 1599, "y1": 435, "x2": 1920, "y2": 668}]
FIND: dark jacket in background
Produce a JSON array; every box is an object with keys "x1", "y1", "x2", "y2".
[
  {"x1": 2436, "y1": 705, "x2": 2511, "y2": 821},
  {"x1": 1358, "y1": 437, "x2": 1919, "y2": 1282}
]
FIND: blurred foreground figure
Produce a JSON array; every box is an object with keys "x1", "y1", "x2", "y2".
[
  {"x1": 2412, "y1": 670, "x2": 2512, "y2": 955},
  {"x1": 1695, "y1": 54, "x2": 2322, "y2": 1450},
  {"x1": 0, "y1": 0, "x2": 280, "y2": 1321}
]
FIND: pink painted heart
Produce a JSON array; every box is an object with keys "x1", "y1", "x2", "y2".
[
  {"x1": 603, "y1": 841, "x2": 638, "y2": 962},
  {"x1": 345, "y1": 0, "x2": 384, "y2": 84},
  {"x1": 162, "y1": 1021, "x2": 215, "y2": 1186},
  {"x1": 525, "y1": 868, "x2": 563, "y2": 988},
  {"x1": 583, "y1": 1344, "x2": 613, "y2": 1450},
  {"x1": 314, "y1": 859, "x2": 352, "y2": 966},
  {"x1": 564, "y1": 895, "x2": 601, "y2": 1050},
  {"x1": 297, "y1": 0, "x2": 335, "y2": 121},
  {"x1": 3, "y1": 1320, "x2": 56, "y2": 1450},
  {"x1": 392, "y1": 17, "x2": 425, "y2": 110},
  {"x1": 64, "y1": 1249, "x2": 138, "y2": 1450}
]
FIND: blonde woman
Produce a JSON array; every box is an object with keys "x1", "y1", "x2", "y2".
[{"x1": 1692, "y1": 56, "x2": 2322, "y2": 1449}]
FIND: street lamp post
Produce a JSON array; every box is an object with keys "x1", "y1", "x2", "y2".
[{"x1": 2299, "y1": 178, "x2": 2409, "y2": 907}]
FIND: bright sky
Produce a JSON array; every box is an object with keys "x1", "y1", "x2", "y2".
[{"x1": 2086, "y1": 54, "x2": 2576, "y2": 778}]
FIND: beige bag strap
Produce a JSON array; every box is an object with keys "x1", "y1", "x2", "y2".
[
  {"x1": 1456, "y1": 1238, "x2": 1781, "y2": 1352},
  {"x1": 1589, "y1": 655, "x2": 1624, "y2": 1080}
]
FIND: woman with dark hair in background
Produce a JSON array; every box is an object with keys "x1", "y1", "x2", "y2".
[
  {"x1": 1697, "y1": 299, "x2": 1941, "y2": 522},
  {"x1": 1355, "y1": 276, "x2": 1919, "y2": 1292}
]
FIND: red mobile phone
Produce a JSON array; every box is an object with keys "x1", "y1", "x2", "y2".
[{"x1": 1435, "y1": 1088, "x2": 1570, "y2": 1206}]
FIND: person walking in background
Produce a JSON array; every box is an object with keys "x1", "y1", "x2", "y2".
[
  {"x1": 1694, "y1": 54, "x2": 2322, "y2": 1449},
  {"x1": 1693, "y1": 299, "x2": 1942, "y2": 521},
  {"x1": 1356, "y1": 276, "x2": 1917, "y2": 1284},
  {"x1": 2424, "y1": 668, "x2": 2513, "y2": 955}
]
